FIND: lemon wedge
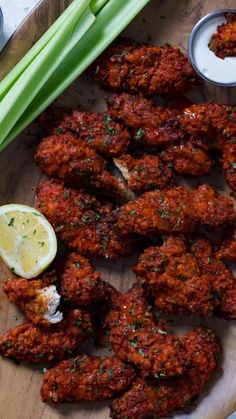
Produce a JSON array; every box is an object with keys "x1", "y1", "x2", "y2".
[{"x1": 0, "y1": 204, "x2": 57, "y2": 279}]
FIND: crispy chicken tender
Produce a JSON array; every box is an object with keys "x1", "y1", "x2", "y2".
[
  {"x1": 34, "y1": 132, "x2": 125, "y2": 199},
  {"x1": 105, "y1": 285, "x2": 187, "y2": 379},
  {"x1": 106, "y1": 93, "x2": 184, "y2": 148},
  {"x1": 114, "y1": 154, "x2": 173, "y2": 193},
  {"x1": 113, "y1": 184, "x2": 235, "y2": 236},
  {"x1": 3, "y1": 270, "x2": 62, "y2": 327},
  {"x1": 41, "y1": 354, "x2": 136, "y2": 403},
  {"x1": 39, "y1": 109, "x2": 130, "y2": 157},
  {"x1": 209, "y1": 13, "x2": 236, "y2": 59},
  {"x1": 134, "y1": 236, "x2": 236, "y2": 318},
  {"x1": 134, "y1": 236, "x2": 214, "y2": 317},
  {"x1": 36, "y1": 180, "x2": 135, "y2": 259},
  {"x1": 161, "y1": 140, "x2": 213, "y2": 176},
  {"x1": 179, "y1": 103, "x2": 236, "y2": 144},
  {"x1": 91, "y1": 39, "x2": 198, "y2": 96},
  {"x1": 110, "y1": 326, "x2": 221, "y2": 419},
  {"x1": 58, "y1": 253, "x2": 109, "y2": 307},
  {"x1": 0, "y1": 310, "x2": 92, "y2": 364}
]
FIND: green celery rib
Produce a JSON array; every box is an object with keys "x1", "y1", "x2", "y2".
[
  {"x1": 0, "y1": 0, "x2": 95, "y2": 143},
  {"x1": 1, "y1": 0, "x2": 150, "y2": 151},
  {"x1": 90, "y1": 0, "x2": 109, "y2": 14},
  {"x1": 0, "y1": 0, "x2": 82, "y2": 100}
]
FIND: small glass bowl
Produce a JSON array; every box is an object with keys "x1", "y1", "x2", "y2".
[{"x1": 188, "y1": 9, "x2": 236, "y2": 87}]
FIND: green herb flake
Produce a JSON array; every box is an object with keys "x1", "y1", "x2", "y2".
[
  {"x1": 103, "y1": 115, "x2": 112, "y2": 125},
  {"x1": 39, "y1": 367, "x2": 48, "y2": 375},
  {"x1": 232, "y1": 162, "x2": 236, "y2": 169},
  {"x1": 135, "y1": 128, "x2": 145, "y2": 141},
  {"x1": 107, "y1": 369, "x2": 113, "y2": 376},
  {"x1": 63, "y1": 190, "x2": 70, "y2": 198},
  {"x1": 75, "y1": 318, "x2": 82, "y2": 327},
  {"x1": 138, "y1": 348, "x2": 145, "y2": 357},
  {"x1": 4, "y1": 340, "x2": 13, "y2": 347},
  {"x1": 74, "y1": 261, "x2": 81, "y2": 269},
  {"x1": 8, "y1": 217, "x2": 15, "y2": 227}
]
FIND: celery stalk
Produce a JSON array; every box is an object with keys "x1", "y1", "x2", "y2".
[
  {"x1": 0, "y1": 0, "x2": 83, "y2": 100},
  {"x1": 1, "y1": 0, "x2": 150, "y2": 151},
  {"x1": 90, "y1": 0, "x2": 109, "y2": 14},
  {"x1": 0, "y1": 0, "x2": 95, "y2": 143}
]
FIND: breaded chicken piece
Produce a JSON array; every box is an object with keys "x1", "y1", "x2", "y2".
[
  {"x1": 106, "y1": 93, "x2": 177, "y2": 128},
  {"x1": 110, "y1": 326, "x2": 221, "y2": 419},
  {"x1": 91, "y1": 39, "x2": 198, "y2": 96},
  {"x1": 216, "y1": 228, "x2": 236, "y2": 263},
  {"x1": 36, "y1": 180, "x2": 135, "y2": 259},
  {"x1": 3, "y1": 270, "x2": 62, "y2": 327},
  {"x1": 41, "y1": 354, "x2": 136, "y2": 403},
  {"x1": 58, "y1": 253, "x2": 109, "y2": 307},
  {"x1": 105, "y1": 285, "x2": 187, "y2": 379},
  {"x1": 39, "y1": 109, "x2": 130, "y2": 157},
  {"x1": 179, "y1": 103, "x2": 236, "y2": 144},
  {"x1": 134, "y1": 235, "x2": 236, "y2": 318},
  {"x1": 134, "y1": 236, "x2": 214, "y2": 317},
  {"x1": 222, "y1": 140, "x2": 236, "y2": 192},
  {"x1": 106, "y1": 93, "x2": 184, "y2": 148},
  {"x1": 0, "y1": 309, "x2": 92, "y2": 364},
  {"x1": 34, "y1": 132, "x2": 125, "y2": 199},
  {"x1": 209, "y1": 13, "x2": 236, "y2": 59},
  {"x1": 113, "y1": 184, "x2": 235, "y2": 236},
  {"x1": 114, "y1": 154, "x2": 173, "y2": 193},
  {"x1": 161, "y1": 140, "x2": 213, "y2": 176}
]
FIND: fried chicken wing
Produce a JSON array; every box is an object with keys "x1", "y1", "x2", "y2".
[
  {"x1": 91, "y1": 39, "x2": 198, "y2": 96},
  {"x1": 34, "y1": 132, "x2": 125, "y2": 199},
  {"x1": 209, "y1": 13, "x2": 236, "y2": 59},
  {"x1": 105, "y1": 285, "x2": 187, "y2": 379},
  {"x1": 161, "y1": 140, "x2": 213, "y2": 176},
  {"x1": 3, "y1": 270, "x2": 62, "y2": 327},
  {"x1": 36, "y1": 180, "x2": 135, "y2": 259},
  {"x1": 39, "y1": 109, "x2": 130, "y2": 157},
  {"x1": 107, "y1": 93, "x2": 184, "y2": 148},
  {"x1": 110, "y1": 326, "x2": 221, "y2": 419},
  {"x1": 41, "y1": 354, "x2": 136, "y2": 403},
  {"x1": 0, "y1": 309, "x2": 92, "y2": 364},
  {"x1": 134, "y1": 236, "x2": 214, "y2": 317},
  {"x1": 58, "y1": 253, "x2": 109, "y2": 307},
  {"x1": 114, "y1": 154, "x2": 173, "y2": 193},
  {"x1": 114, "y1": 185, "x2": 235, "y2": 236}
]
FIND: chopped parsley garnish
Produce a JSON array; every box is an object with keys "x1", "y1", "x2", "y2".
[
  {"x1": 103, "y1": 115, "x2": 112, "y2": 125},
  {"x1": 8, "y1": 217, "x2": 15, "y2": 227},
  {"x1": 74, "y1": 261, "x2": 81, "y2": 268},
  {"x1": 135, "y1": 128, "x2": 145, "y2": 141}
]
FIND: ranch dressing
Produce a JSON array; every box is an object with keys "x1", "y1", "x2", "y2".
[{"x1": 192, "y1": 15, "x2": 236, "y2": 84}]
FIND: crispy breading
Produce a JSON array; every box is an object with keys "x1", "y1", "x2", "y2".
[
  {"x1": 114, "y1": 153, "x2": 173, "y2": 193},
  {"x1": 0, "y1": 310, "x2": 92, "y2": 364},
  {"x1": 39, "y1": 109, "x2": 130, "y2": 157},
  {"x1": 36, "y1": 180, "x2": 136, "y2": 259},
  {"x1": 105, "y1": 285, "x2": 187, "y2": 379},
  {"x1": 216, "y1": 228, "x2": 236, "y2": 263},
  {"x1": 222, "y1": 140, "x2": 236, "y2": 192},
  {"x1": 134, "y1": 235, "x2": 236, "y2": 318},
  {"x1": 113, "y1": 185, "x2": 235, "y2": 236},
  {"x1": 161, "y1": 140, "x2": 213, "y2": 176},
  {"x1": 58, "y1": 253, "x2": 109, "y2": 307},
  {"x1": 134, "y1": 236, "x2": 214, "y2": 317},
  {"x1": 107, "y1": 93, "x2": 184, "y2": 148},
  {"x1": 34, "y1": 132, "x2": 125, "y2": 199},
  {"x1": 209, "y1": 13, "x2": 236, "y2": 59},
  {"x1": 41, "y1": 354, "x2": 136, "y2": 403},
  {"x1": 91, "y1": 39, "x2": 198, "y2": 96},
  {"x1": 3, "y1": 269, "x2": 62, "y2": 327},
  {"x1": 110, "y1": 326, "x2": 221, "y2": 418}
]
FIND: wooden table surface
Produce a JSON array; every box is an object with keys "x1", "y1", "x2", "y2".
[{"x1": 0, "y1": 1, "x2": 236, "y2": 419}]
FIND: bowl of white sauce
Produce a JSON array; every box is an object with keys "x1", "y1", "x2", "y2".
[{"x1": 188, "y1": 9, "x2": 236, "y2": 86}]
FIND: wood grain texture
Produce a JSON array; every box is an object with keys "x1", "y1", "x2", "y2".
[{"x1": 0, "y1": 1, "x2": 236, "y2": 418}]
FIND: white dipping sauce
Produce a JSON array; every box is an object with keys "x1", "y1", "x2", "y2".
[{"x1": 193, "y1": 15, "x2": 236, "y2": 84}]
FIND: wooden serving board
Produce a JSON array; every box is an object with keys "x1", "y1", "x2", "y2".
[{"x1": 0, "y1": 1, "x2": 236, "y2": 418}]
